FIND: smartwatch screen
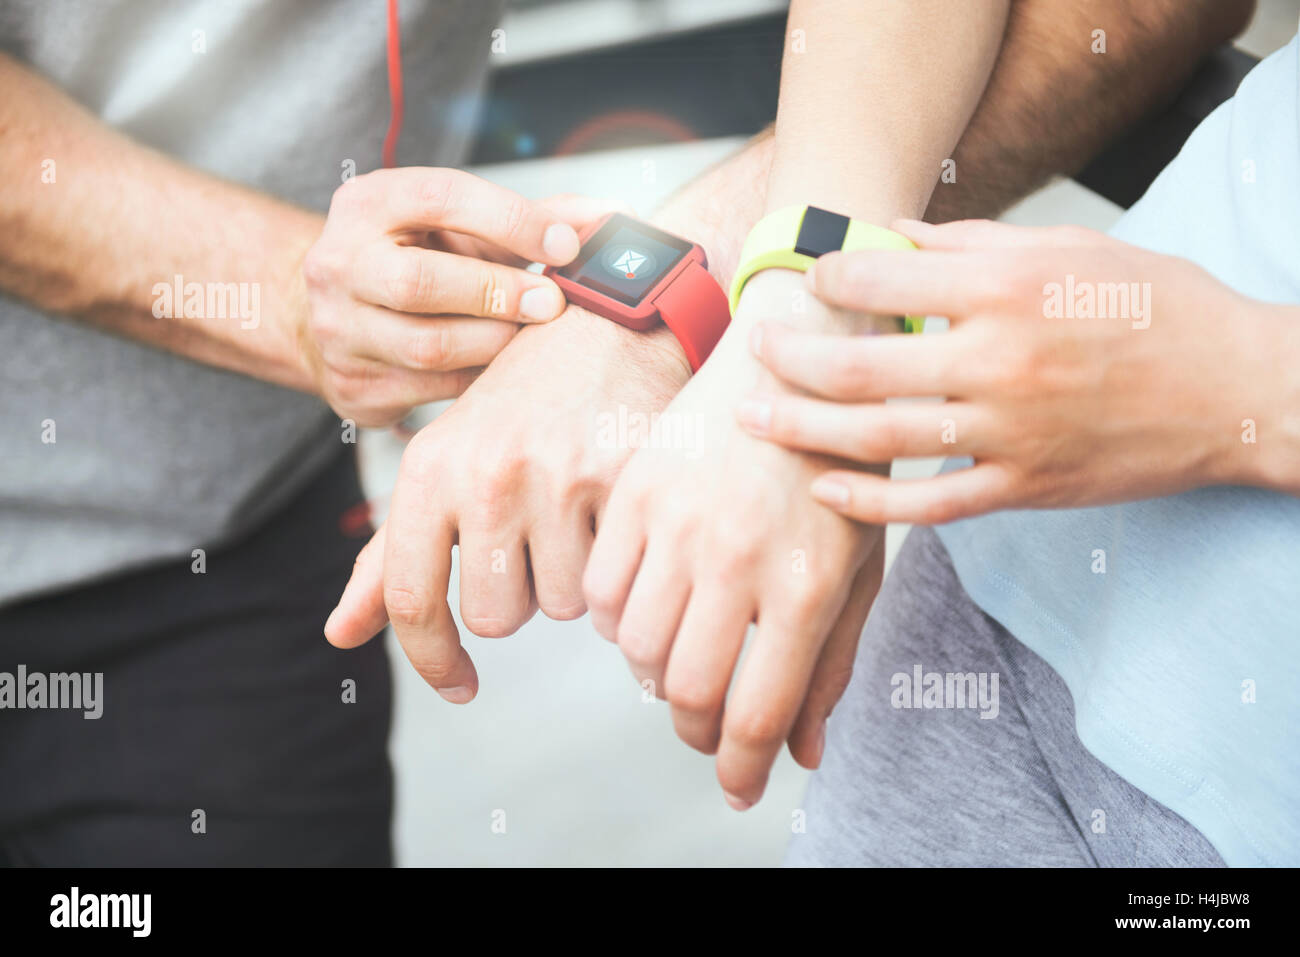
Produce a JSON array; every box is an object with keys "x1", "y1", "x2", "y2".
[{"x1": 557, "y1": 214, "x2": 693, "y2": 306}]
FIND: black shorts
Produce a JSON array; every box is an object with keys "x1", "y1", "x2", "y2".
[{"x1": 0, "y1": 448, "x2": 392, "y2": 866}]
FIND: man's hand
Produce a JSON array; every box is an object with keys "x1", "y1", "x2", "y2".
[
  {"x1": 323, "y1": 305, "x2": 691, "y2": 702},
  {"x1": 300, "y1": 168, "x2": 620, "y2": 425},
  {"x1": 584, "y1": 269, "x2": 887, "y2": 810},
  {"x1": 742, "y1": 219, "x2": 1300, "y2": 519}
]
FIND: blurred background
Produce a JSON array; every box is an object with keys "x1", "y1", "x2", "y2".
[{"x1": 355, "y1": 0, "x2": 1300, "y2": 865}]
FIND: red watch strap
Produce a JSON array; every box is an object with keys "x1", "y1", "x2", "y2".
[{"x1": 652, "y1": 260, "x2": 730, "y2": 372}]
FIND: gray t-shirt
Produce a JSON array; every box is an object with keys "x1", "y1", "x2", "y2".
[{"x1": 0, "y1": 0, "x2": 504, "y2": 604}]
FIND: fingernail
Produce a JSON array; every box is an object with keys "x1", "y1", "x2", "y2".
[
  {"x1": 323, "y1": 606, "x2": 340, "y2": 637},
  {"x1": 810, "y1": 477, "x2": 850, "y2": 509},
  {"x1": 749, "y1": 324, "x2": 764, "y2": 358},
  {"x1": 520, "y1": 285, "x2": 563, "y2": 320},
  {"x1": 542, "y1": 223, "x2": 579, "y2": 262},
  {"x1": 437, "y1": 685, "x2": 475, "y2": 705},
  {"x1": 805, "y1": 261, "x2": 818, "y2": 291},
  {"x1": 724, "y1": 792, "x2": 753, "y2": 812},
  {"x1": 736, "y1": 397, "x2": 772, "y2": 435},
  {"x1": 813, "y1": 720, "x2": 827, "y2": 767}
]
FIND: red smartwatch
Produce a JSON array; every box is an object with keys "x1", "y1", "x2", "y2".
[{"x1": 544, "y1": 213, "x2": 730, "y2": 371}]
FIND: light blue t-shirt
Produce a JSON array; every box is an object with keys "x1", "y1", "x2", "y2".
[{"x1": 936, "y1": 33, "x2": 1300, "y2": 867}]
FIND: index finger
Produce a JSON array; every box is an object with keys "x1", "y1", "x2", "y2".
[
  {"x1": 383, "y1": 448, "x2": 477, "y2": 703},
  {"x1": 326, "y1": 522, "x2": 392, "y2": 648},
  {"x1": 753, "y1": 322, "x2": 975, "y2": 400},
  {"x1": 807, "y1": 248, "x2": 1011, "y2": 320},
  {"x1": 380, "y1": 168, "x2": 582, "y2": 266}
]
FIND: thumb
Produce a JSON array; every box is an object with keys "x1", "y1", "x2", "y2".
[
  {"x1": 325, "y1": 522, "x2": 391, "y2": 648},
  {"x1": 450, "y1": 195, "x2": 632, "y2": 268}
]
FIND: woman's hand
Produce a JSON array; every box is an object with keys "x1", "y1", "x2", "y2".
[
  {"x1": 300, "y1": 167, "x2": 619, "y2": 426},
  {"x1": 585, "y1": 269, "x2": 886, "y2": 810},
  {"x1": 739, "y1": 219, "x2": 1297, "y2": 523}
]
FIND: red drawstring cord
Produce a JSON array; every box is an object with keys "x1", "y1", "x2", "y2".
[{"x1": 382, "y1": 0, "x2": 404, "y2": 168}]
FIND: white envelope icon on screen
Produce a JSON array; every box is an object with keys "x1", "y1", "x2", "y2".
[{"x1": 613, "y1": 249, "x2": 647, "y2": 277}]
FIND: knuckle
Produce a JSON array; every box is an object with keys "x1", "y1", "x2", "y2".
[
  {"x1": 915, "y1": 496, "x2": 961, "y2": 526},
  {"x1": 725, "y1": 704, "x2": 786, "y2": 749},
  {"x1": 499, "y1": 195, "x2": 531, "y2": 242},
  {"x1": 933, "y1": 342, "x2": 969, "y2": 390},
  {"x1": 969, "y1": 269, "x2": 1016, "y2": 310},
  {"x1": 985, "y1": 341, "x2": 1037, "y2": 392},
  {"x1": 657, "y1": 494, "x2": 701, "y2": 539},
  {"x1": 785, "y1": 577, "x2": 835, "y2": 620},
  {"x1": 854, "y1": 411, "x2": 901, "y2": 459},
  {"x1": 550, "y1": 472, "x2": 604, "y2": 514},
  {"x1": 709, "y1": 530, "x2": 764, "y2": 581},
  {"x1": 306, "y1": 311, "x2": 344, "y2": 355},
  {"x1": 327, "y1": 179, "x2": 367, "y2": 217},
  {"x1": 330, "y1": 371, "x2": 364, "y2": 406},
  {"x1": 816, "y1": 665, "x2": 857, "y2": 707},
  {"x1": 465, "y1": 461, "x2": 522, "y2": 521},
  {"x1": 1008, "y1": 257, "x2": 1048, "y2": 290},
  {"x1": 836, "y1": 260, "x2": 881, "y2": 307},
  {"x1": 814, "y1": 253, "x2": 853, "y2": 297},
  {"x1": 405, "y1": 648, "x2": 460, "y2": 686},
  {"x1": 385, "y1": 254, "x2": 434, "y2": 310},
  {"x1": 825, "y1": 346, "x2": 874, "y2": 393},
  {"x1": 301, "y1": 246, "x2": 336, "y2": 290},
  {"x1": 416, "y1": 168, "x2": 456, "y2": 219},
  {"x1": 406, "y1": 326, "x2": 449, "y2": 371},
  {"x1": 616, "y1": 625, "x2": 662, "y2": 667},
  {"x1": 547, "y1": 462, "x2": 590, "y2": 503},
  {"x1": 397, "y1": 434, "x2": 444, "y2": 488},
  {"x1": 311, "y1": 310, "x2": 343, "y2": 347},
  {"x1": 582, "y1": 574, "x2": 621, "y2": 621},
  {"x1": 666, "y1": 678, "x2": 720, "y2": 717},
  {"x1": 475, "y1": 267, "x2": 506, "y2": 318},
  {"x1": 383, "y1": 581, "x2": 430, "y2": 628}
]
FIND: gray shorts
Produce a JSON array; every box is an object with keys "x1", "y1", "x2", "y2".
[{"x1": 785, "y1": 525, "x2": 1224, "y2": 867}]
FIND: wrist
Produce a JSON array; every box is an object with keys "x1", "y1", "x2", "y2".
[
  {"x1": 284, "y1": 233, "x2": 325, "y2": 395},
  {"x1": 730, "y1": 267, "x2": 894, "y2": 337},
  {"x1": 1220, "y1": 303, "x2": 1300, "y2": 494},
  {"x1": 649, "y1": 128, "x2": 774, "y2": 287},
  {"x1": 549, "y1": 302, "x2": 693, "y2": 387},
  {"x1": 245, "y1": 204, "x2": 325, "y2": 396}
]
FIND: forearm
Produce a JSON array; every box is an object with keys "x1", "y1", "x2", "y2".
[
  {"x1": 766, "y1": 0, "x2": 1007, "y2": 226},
  {"x1": 926, "y1": 0, "x2": 1257, "y2": 222},
  {"x1": 0, "y1": 54, "x2": 320, "y2": 391},
  {"x1": 656, "y1": 0, "x2": 1256, "y2": 259},
  {"x1": 651, "y1": 128, "x2": 774, "y2": 290},
  {"x1": 632, "y1": 128, "x2": 776, "y2": 366}
]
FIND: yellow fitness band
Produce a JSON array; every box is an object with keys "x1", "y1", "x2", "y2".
[{"x1": 728, "y1": 205, "x2": 924, "y2": 333}]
